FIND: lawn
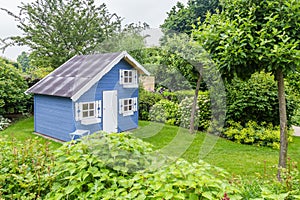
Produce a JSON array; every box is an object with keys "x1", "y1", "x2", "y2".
[
  {"x1": 133, "y1": 121, "x2": 300, "y2": 179},
  {"x1": 1, "y1": 117, "x2": 299, "y2": 179},
  {"x1": 0, "y1": 116, "x2": 62, "y2": 149}
]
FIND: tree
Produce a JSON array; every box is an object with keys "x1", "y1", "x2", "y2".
[
  {"x1": 0, "y1": 0, "x2": 121, "y2": 69},
  {"x1": 17, "y1": 52, "x2": 33, "y2": 72},
  {"x1": 96, "y1": 22, "x2": 149, "y2": 63},
  {"x1": 161, "y1": 0, "x2": 221, "y2": 133},
  {"x1": 194, "y1": 0, "x2": 300, "y2": 179},
  {"x1": 161, "y1": 0, "x2": 220, "y2": 34}
]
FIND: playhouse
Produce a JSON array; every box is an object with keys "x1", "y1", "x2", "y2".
[{"x1": 26, "y1": 51, "x2": 150, "y2": 141}]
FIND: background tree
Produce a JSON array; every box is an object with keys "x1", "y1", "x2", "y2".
[
  {"x1": 194, "y1": 0, "x2": 300, "y2": 179},
  {"x1": 96, "y1": 22, "x2": 149, "y2": 63},
  {"x1": 17, "y1": 52, "x2": 33, "y2": 72},
  {"x1": 1, "y1": 0, "x2": 121, "y2": 69},
  {"x1": 160, "y1": 0, "x2": 221, "y2": 133},
  {"x1": 161, "y1": 0, "x2": 220, "y2": 34}
]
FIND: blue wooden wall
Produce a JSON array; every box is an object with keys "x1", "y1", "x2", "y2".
[{"x1": 34, "y1": 94, "x2": 75, "y2": 141}]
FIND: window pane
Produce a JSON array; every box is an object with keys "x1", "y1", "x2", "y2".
[
  {"x1": 89, "y1": 110, "x2": 94, "y2": 116},
  {"x1": 124, "y1": 106, "x2": 128, "y2": 111},
  {"x1": 89, "y1": 103, "x2": 94, "y2": 109},
  {"x1": 128, "y1": 78, "x2": 132, "y2": 83},
  {"x1": 124, "y1": 77, "x2": 128, "y2": 83},
  {"x1": 124, "y1": 99, "x2": 128, "y2": 105},
  {"x1": 128, "y1": 71, "x2": 132, "y2": 76},
  {"x1": 82, "y1": 104, "x2": 88, "y2": 110},
  {"x1": 83, "y1": 111, "x2": 88, "y2": 118},
  {"x1": 129, "y1": 99, "x2": 132, "y2": 104},
  {"x1": 124, "y1": 71, "x2": 128, "y2": 76},
  {"x1": 128, "y1": 106, "x2": 132, "y2": 111}
]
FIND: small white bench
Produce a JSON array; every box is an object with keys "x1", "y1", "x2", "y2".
[{"x1": 69, "y1": 129, "x2": 90, "y2": 140}]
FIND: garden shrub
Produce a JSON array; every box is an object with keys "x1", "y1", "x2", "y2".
[
  {"x1": 0, "y1": 137, "x2": 54, "y2": 199},
  {"x1": 0, "y1": 58, "x2": 30, "y2": 115},
  {"x1": 226, "y1": 72, "x2": 296, "y2": 126},
  {"x1": 138, "y1": 88, "x2": 162, "y2": 120},
  {"x1": 46, "y1": 132, "x2": 241, "y2": 199},
  {"x1": 178, "y1": 91, "x2": 211, "y2": 130},
  {"x1": 149, "y1": 99, "x2": 179, "y2": 125},
  {"x1": 223, "y1": 121, "x2": 293, "y2": 149}
]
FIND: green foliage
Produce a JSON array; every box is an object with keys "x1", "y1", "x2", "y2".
[
  {"x1": 138, "y1": 88, "x2": 163, "y2": 120},
  {"x1": 1, "y1": 0, "x2": 121, "y2": 69},
  {"x1": 161, "y1": 0, "x2": 220, "y2": 34},
  {"x1": 226, "y1": 72, "x2": 295, "y2": 126},
  {"x1": 17, "y1": 52, "x2": 33, "y2": 72},
  {"x1": 178, "y1": 92, "x2": 211, "y2": 130},
  {"x1": 237, "y1": 159, "x2": 300, "y2": 199},
  {"x1": 0, "y1": 137, "x2": 54, "y2": 199},
  {"x1": 223, "y1": 121, "x2": 293, "y2": 149},
  {"x1": 0, "y1": 58, "x2": 30, "y2": 115},
  {"x1": 46, "y1": 132, "x2": 241, "y2": 199},
  {"x1": 149, "y1": 99, "x2": 179, "y2": 125}
]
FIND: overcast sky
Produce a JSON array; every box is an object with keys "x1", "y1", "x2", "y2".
[{"x1": 0, "y1": 0, "x2": 188, "y2": 61}]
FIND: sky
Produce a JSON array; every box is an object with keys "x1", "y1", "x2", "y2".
[{"x1": 0, "y1": 0, "x2": 188, "y2": 61}]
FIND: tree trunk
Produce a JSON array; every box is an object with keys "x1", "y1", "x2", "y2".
[
  {"x1": 189, "y1": 73, "x2": 202, "y2": 133},
  {"x1": 276, "y1": 69, "x2": 288, "y2": 181}
]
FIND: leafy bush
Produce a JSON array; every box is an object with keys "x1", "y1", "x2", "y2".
[
  {"x1": 46, "y1": 132, "x2": 241, "y2": 199},
  {"x1": 223, "y1": 121, "x2": 293, "y2": 149},
  {"x1": 138, "y1": 88, "x2": 162, "y2": 120},
  {"x1": 178, "y1": 92, "x2": 211, "y2": 130},
  {"x1": 0, "y1": 116, "x2": 11, "y2": 130},
  {"x1": 0, "y1": 137, "x2": 54, "y2": 199},
  {"x1": 226, "y1": 72, "x2": 295, "y2": 126},
  {"x1": 149, "y1": 99, "x2": 179, "y2": 125},
  {"x1": 0, "y1": 58, "x2": 30, "y2": 115}
]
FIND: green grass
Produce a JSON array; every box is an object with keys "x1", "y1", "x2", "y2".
[
  {"x1": 1, "y1": 117, "x2": 299, "y2": 179},
  {"x1": 0, "y1": 116, "x2": 62, "y2": 149},
  {"x1": 133, "y1": 121, "x2": 300, "y2": 179}
]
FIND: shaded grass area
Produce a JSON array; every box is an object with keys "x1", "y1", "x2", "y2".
[
  {"x1": 0, "y1": 116, "x2": 62, "y2": 149},
  {"x1": 133, "y1": 121, "x2": 300, "y2": 179}
]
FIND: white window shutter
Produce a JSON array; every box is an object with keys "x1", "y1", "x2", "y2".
[
  {"x1": 95, "y1": 101, "x2": 99, "y2": 118},
  {"x1": 133, "y1": 70, "x2": 138, "y2": 85},
  {"x1": 98, "y1": 100, "x2": 102, "y2": 117},
  {"x1": 79, "y1": 102, "x2": 83, "y2": 120},
  {"x1": 75, "y1": 102, "x2": 80, "y2": 121},
  {"x1": 119, "y1": 99, "x2": 123, "y2": 114},
  {"x1": 119, "y1": 69, "x2": 124, "y2": 84},
  {"x1": 133, "y1": 97, "x2": 138, "y2": 112}
]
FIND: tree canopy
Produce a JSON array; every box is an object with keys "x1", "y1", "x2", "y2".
[
  {"x1": 1, "y1": 0, "x2": 122, "y2": 69},
  {"x1": 161, "y1": 0, "x2": 220, "y2": 34}
]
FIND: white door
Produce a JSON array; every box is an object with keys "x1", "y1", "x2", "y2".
[{"x1": 103, "y1": 90, "x2": 118, "y2": 133}]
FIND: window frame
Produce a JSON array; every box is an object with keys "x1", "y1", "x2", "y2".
[
  {"x1": 120, "y1": 69, "x2": 138, "y2": 88},
  {"x1": 119, "y1": 97, "x2": 137, "y2": 116},
  {"x1": 81, "y1": 101, "x2": 96, "y2": 119}
]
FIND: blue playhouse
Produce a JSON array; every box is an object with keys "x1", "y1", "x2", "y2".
[{"x1": 26, "y1": 51, "x2": 150, "y2": 141}]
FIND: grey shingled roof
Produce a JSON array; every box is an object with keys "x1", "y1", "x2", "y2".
[{"x1": 26, "y1": 51, "x2": 149, "y2": 101}]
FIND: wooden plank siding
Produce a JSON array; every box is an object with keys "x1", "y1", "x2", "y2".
[{"x1": 34, "y1": 94, "x2": 75, "y2": 141}]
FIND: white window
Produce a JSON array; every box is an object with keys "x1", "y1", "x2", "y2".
[
  {"x1": 82, "y1": 102, "x2": 95, "y2": 119},
  {"x1": 75, "y1": 100, "x2": 101, "y2": 125},
  {"x1": 119, "y1": 69, "x2": 138, "y2": 88},
  {"x1": 119, "y1": 97, "x2": 137, "y2": 116}
]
